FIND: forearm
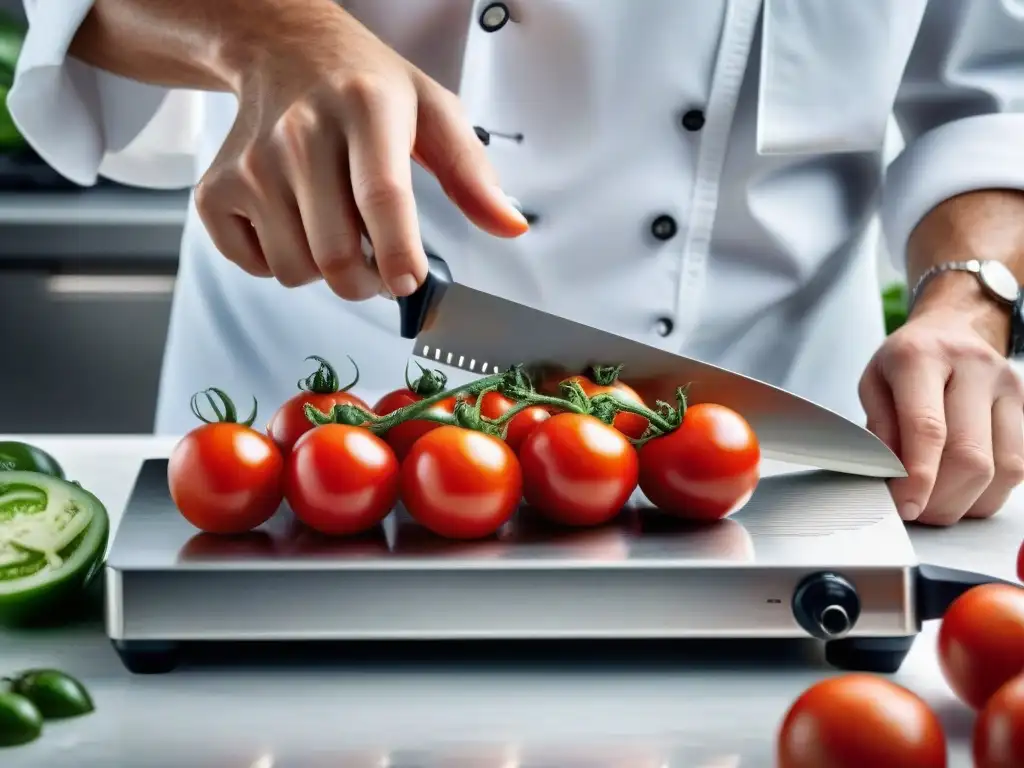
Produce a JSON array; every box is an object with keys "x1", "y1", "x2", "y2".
[
  {"x1": 68, "y1": 0, "x2": 342, "y2": 92},
  {"x1": 908, "y1": 189, "x2": 1024, "y2": 351}
]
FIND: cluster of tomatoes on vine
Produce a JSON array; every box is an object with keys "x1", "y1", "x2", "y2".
[{"x1": 166, "y1": 354, "x2": 762, "y2": 541}]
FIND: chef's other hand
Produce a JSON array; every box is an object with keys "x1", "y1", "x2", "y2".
[
  {"x1": 193, "y1": 3, "x2": 528, "y2": 300},
  {"x1": 859, "y1": 305, "x2": 1024, "y2": 526}
]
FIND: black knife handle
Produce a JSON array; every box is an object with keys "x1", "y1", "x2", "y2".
[{"x1": 398, "y1": 252, "x2": 452, "y2": 339}]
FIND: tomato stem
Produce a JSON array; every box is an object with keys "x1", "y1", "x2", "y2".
[
  {"x1": 587, "y1": 364, "x2": 624, "y2": 387},
  {"x1": 406, "y1": 361, "x2": 448, "y2": 397},
  {"x1": 189, "y1": 388, "x2": 258, "y2": 427},
  {"x1": 304, "y1": 370, "x2": 510, "y2": 434},
  {"x1": 298, "y1": 355, "x2": 358, "y2": 394}
]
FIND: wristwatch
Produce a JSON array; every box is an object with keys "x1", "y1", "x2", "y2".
[{"x1": 910, "y1": 259, "x2": 1024, "y2": 357}]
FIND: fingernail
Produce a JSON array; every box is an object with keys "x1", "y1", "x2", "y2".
[
  {"x1": 389, "y1": 273, "x2": 418, "y2": 297},
  {"x1": 489, "y1": 185, "x2": 529, "y2": 228},
  {"x1": 899, "y1": 502, "x2": 921, "y2": 521}
]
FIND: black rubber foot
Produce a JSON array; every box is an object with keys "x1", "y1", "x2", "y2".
[
  {"x1": 112, "y1": 640, "x2": 181, "y2": 674},
  {"x1": 824, "y1": 635, "x2": 916, "y2": 674}
]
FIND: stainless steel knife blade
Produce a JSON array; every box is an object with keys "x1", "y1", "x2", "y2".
[{"x1": 407, "y1": 281, "x2": 906, "y2": 479}]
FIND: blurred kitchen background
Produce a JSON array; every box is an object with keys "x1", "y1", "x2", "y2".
[
  {"x1": 0, "y1": 1, "x2": 188, "y2": 434},
  {"x1": 0, "y1": 3, "x2": 909, "y2": 435}
]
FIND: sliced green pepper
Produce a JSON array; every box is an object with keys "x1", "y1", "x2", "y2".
[
  {"x1": 11, "y1": 670, "x2": 93, "y2": 720},
  {"x1": 0, "y1": 472, "x2": 109, "y2": 626},
  {"x1": 0, "y1": 692, "x2": 42, "y2": 747},
  {"x1": 0, "y1": 442, "x2": 63, "y2": 479}
]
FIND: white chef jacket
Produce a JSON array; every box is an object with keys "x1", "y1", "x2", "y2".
[{"x1": 9, "y1": 0, "x2": 1024, "y2": 434}]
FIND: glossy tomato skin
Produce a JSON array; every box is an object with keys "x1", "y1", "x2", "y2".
[
  {"x1": 519, "y1": 413, "x2": 639, "y2": 527},
  {"x1": 638, "y1": 403, "x2": 760, "y2": 521},
  {"x1": 938, "y1": 583, "x2": 1024, "y2": 710},
  {"x1": 777, "y1": 674, "x2": 947, "y2": 768},
  {"x1": 973, "y1": 673, "x2": 1024, "y2": 768},
  {"x1": 472, "y1": 392, "x2": 549, "y2": 453},
  {"x1": 400, "y1": 426, "x2": 522, "y2": 540},
  {"x1": 373, "y1": 389, "x2": 457, "y2": 462},
  {"x1": 474, "y1": 390, "x2": 516, "y2": 419},
  {"x1": 168, "y1": 423, "x2": 284, "y2": 534},
  {"x1": 564, "y1": 376, "x2": 648, "y2": 439},
  {"x1": 504, "y1": 406, "x2": 551, "y2": 453},
  {"x1": 267, "y1": 391, "x2": 370, "y2": 454},
  {"x1": 284, "y1": 424, "x2": 399, "y2": 536}
]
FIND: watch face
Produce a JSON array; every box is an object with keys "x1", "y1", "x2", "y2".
[{"x1": 979, "y1": 260, "x2": 1020, "y2": 303}]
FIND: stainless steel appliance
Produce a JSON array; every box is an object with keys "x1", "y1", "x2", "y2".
[{"x1": 106, "y1": 460, "x2": 1001, "y2": 675}]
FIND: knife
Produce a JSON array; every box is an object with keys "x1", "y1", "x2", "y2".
[{"x1": 388, "y1": 253, "x2": 906, "y2": 479}]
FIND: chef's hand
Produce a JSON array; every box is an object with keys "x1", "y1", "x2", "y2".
[
  {"x1": 859, "y1": 301, "x2": 1024, "y2": 526},
  {"x1": 194, "y1": 2, "x2": 528, "y2": 300}
]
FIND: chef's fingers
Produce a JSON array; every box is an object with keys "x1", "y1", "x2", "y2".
[
  {"x1": 413, "y1": 77, "x2": 529, "y2": 238},
  {"x1": 916, "y1": 364, "x2": 994, "y2": 526},
  {"x1": 277, "y1": 118, "x2": 383, "y2": 301},
  {"x1": 250, "y1": 190, "x2": 321, "y2": 289},
  {"x1": 884, "y1": 356, "x2": 950, "y2": 522},
  {"x1": 967, "y1": 395, "x2": 1024, "y2": 519},
  {"x1": 194, "y1": 179, "x2": 271, "y2": 278},
  {"x1": 342, "y1": 92, "x2": 425, "y2": 298},
  {"x1": 858, "y1": 363, "x2": 900, "y2": 453}
]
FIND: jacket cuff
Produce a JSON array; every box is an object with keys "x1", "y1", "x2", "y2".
[
  {"x1": 7, "y1": 0, "x2": 185, "y2": 187},
  {"x1": 881, "y1": 114, "x2": 1024, "y2": 273}
]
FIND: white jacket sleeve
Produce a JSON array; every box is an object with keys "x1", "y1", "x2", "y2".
[
  {"x1": 7, "y1": 0, "x2": 202, "y2": 189},
  {"x1": 881, "y1": 0, "x2": 1024, "y2": 272}
]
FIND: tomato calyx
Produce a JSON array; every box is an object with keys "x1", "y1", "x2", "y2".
[
  {"x1": 297, "y1": 355, "x2": 359, "y2": 395},
  {"x1": 405, "y1": 361, "x2": 448, "y2": 397},
  {"x1": 586, "y1": 364, "x2": 624, "y2": 387},
  {"x1": 189, "y1": 388, "x2": 258, "y2": 427}
]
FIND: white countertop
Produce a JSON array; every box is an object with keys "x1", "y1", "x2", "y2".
[{"x1": 1, "y1": 435, "x2": 1022, "y2": 768}]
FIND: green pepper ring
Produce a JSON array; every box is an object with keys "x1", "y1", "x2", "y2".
[{"x1": 0, "y1": 472, "x2": 109, "y2": 627}]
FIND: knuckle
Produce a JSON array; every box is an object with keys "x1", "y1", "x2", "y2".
[
  {"x1": 356, "y1": 176, "x2": 407, "y2": 211},
  {"x1": 272, "y1": 103, "x2": 321, "y2": 157},
  {"x1": 909, "y1": 412, "x2": 947, "y2": 445},
  {"x1": 995, "y1": 454, "x2": 1024, "y2": 486},
  {"x1": 947, "y1": 441, "x2": 995, "y2": 481},
  {"x1": 884, "y1": 333, "x2": 930, "y2": 367},
  {"x1": 336, "y1": 74, "x2": 391, "y2": 112},
  {"x1": 193, "y1": 177, "x2": 217, "y2": 216},
  {"x1": 235, "y1": 147, "x2": 271, "y2": 189}
]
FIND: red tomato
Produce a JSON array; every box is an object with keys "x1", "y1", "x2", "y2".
[
  {"x1": 519, "y1": 413, "x2": 639, "y2": 527},
  {"x1": 470, "y1": 391, "x2": 549, "y2": 452},
  {"x1": 267, "y1": 356, "x2": 369, "y2": 453},
  {"x1": 374, "y1": 390, "x2": 459, "y2": 462},
  {"x1": 400, "y1": 426, "x2": 522, "y2": 540},
  {"x1": 638, "y1": 403, "x2": 760, "y2": 521},
  {"x1": 474, "y1": 390, "x2": 516, "y2": 419},
  {"x1": 974, "y1": 673, "x2": 1024, "y2": 768},
  {"x1": 561, "y1": 375, "x2": 648, "y2": 439},
  {"x1": 777, "y1": 674, "x2": 947, "y2": 768},
  {"x1": 504, "y1": 406, "x2": 551, "y2": 453},
  {"x1": 1017, "y1": 539, "x2": 1023, "y2": 582},
  {"x1": 938, "y1": 583, "x2": 1024, "y2": 710},
  {"x1": 169, "y1": 422, "x2": 284, "y2": 534},
  {"x1": 284, "y1": 424, "x2": 400, "y2": 536}
]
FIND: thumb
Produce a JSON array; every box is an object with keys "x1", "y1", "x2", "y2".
[
  {"x1": 413, "y1": 81, "x2": 529, "y2": 238},
  {"x1": 858, "y1": 362, "x2": 900, "y2": 454}
]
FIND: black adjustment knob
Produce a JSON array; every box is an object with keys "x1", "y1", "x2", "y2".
[
  {"x1": 791, "y1": 572, "x2": 861, "y2": 640},
  {"x1": 479, "y1": 2, "x2": 511, "y2": 32}
]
